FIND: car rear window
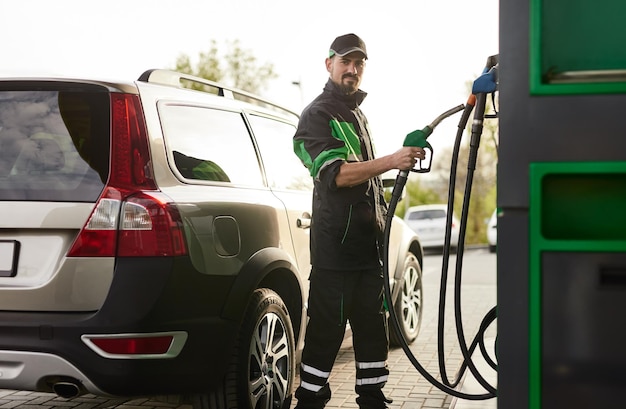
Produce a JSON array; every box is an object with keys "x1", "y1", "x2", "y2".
[
  {"x1": 0, "y1": 86, "x2": 109, "y2": 201},
  {"x1": 159, "y1": 103, "x2": 264, "y2": 187}
]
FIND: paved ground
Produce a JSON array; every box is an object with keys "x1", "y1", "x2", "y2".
[
  {"x1": 0, "y1": 249, "x2": 497, "y2": 409},
  {"x1": 288, "y1": 248, "x2": 498, "y2": 409}
]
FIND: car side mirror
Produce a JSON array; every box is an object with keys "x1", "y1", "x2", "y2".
[{"x1": 382, "y1": 175, "x2": 406, "y2": 203}]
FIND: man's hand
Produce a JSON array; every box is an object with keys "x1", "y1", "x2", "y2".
[
  {"x1": 335, "y1": 146, "x2": 426, "y2": 188},
  {"x1": 389, "y1": 146, "x2": 426, "y2": 171}
]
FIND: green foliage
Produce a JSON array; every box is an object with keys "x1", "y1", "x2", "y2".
[
  {"x1": 173, "y1": 39, "x2": 278, "y2": 95},
  {"x1": 386, "y1": 177, "x2": 444, "y2": 219},
  {"x1": 427, "y1": 129, "x2": 497, "y2": 244},
  {"x1": 396, "y1": 177, "x2": 445, "y2": 217}
]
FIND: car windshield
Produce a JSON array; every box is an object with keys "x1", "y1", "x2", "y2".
[
  {"x1": 408, "y1": 209, "x2": 446, "y2": 220},
  {"x1": 0, "y1": 88, "x2": 108, "y2": 201}
]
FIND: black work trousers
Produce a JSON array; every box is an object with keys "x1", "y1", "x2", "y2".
[{"x1": 294, "y1": 266, "x2": 390, "y2": 409}]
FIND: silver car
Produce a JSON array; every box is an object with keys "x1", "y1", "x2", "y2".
[
  {"x1": 404, "y1": 204, "x2": 460, "y2": 251},
  {"x1": 0, "y1": 70, "x2": 423, "y2": 409}
]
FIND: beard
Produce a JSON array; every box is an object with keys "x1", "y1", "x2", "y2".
[{"x1": 338, "y1": 75, "x2": 359, "y2": 95}]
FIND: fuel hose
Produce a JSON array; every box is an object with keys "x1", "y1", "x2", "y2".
[{"x1": 381, "y1": 95, "x2": 497, "y2": 400}]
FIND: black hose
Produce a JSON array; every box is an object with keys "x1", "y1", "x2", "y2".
[
  {"x1": 452, "y1": 92, "x2": 497, "y2": 394},
  {"x1": 382, "y1": 96, "x2": 497, "y2": 400},
  {"x1": 437, "y1": 98, "x2": 475, "y2": 388}
]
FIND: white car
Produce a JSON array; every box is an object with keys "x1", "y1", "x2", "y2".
[
  {"x1": 487, "y1": 208, "x2": 498, "y2": 252},
  {"x1": 403, "y1": 204, "x2": 460, "y2": 251}
]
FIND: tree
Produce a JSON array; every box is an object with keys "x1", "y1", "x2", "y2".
[{"x1": 173, "y1": 39, "x2": 278, "y2": 95}]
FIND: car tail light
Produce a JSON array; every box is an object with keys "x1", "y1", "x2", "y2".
[
  {"x1": 67, "y1": 93, "x2": 188, "y2": 257},
  {"x1": 109, "y1": 93, "x2": 155, "y2": 190},
  {"x1": 82, "y1": 332, "x2": 188, "y2": 359},
  {"x1": 67, "y1": 195, "x2": 119, "y2": 257},
  {"x1": 117, "y1": 191, "x2": 187, "y2": 257}
]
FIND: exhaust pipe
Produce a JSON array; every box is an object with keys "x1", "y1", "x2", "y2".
[{"x1": 52, "y1": 381, "x2": 84, "y2": 399}]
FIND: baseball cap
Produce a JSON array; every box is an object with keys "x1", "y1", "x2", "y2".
[{"x1": 329, "y1": 33, "x2": 368, "y2": 60}]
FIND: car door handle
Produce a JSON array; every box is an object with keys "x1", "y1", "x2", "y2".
[{"x1": 297, "y1": 212, "x2": 311, "y2": 229}]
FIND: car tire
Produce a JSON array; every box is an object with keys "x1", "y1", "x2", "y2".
[
  {"x1": 193, "y1": 288, "x2": 295, "y2": 409},
  {"x1": 389, "y1": 252, "x2": 423, "y2": 347}
]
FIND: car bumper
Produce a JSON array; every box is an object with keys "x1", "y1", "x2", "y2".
[{"x1": 0, "y1": 257, "x2": 239, "y2": 396}]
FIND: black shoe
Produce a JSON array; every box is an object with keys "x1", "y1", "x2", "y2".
[
  {"x1": 356, "y1": 389, "x2": 393, "y2": 409},
  {"x1": 294, "y1": 383, "x2": 331, "y2": 409}
]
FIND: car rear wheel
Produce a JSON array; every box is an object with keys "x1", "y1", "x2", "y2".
[
  {"x1": 193, "y1": 288, "x2": 295, "y2": 409},
  {"x1": 389, "y1": 252, "x2": 423, "y2": 347}
]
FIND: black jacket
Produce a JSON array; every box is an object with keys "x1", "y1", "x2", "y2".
[{"x1": 293, "y1": 79, "x2": 387, "y2": 271}]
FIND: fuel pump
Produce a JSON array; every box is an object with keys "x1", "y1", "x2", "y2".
[{"x1": 382, "y1": 56, "x2": 499, "y2": 400}]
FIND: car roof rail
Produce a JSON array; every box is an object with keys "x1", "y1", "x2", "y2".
[{"x1": 138, "y1": 69, "x2": 299, "y2": 119}]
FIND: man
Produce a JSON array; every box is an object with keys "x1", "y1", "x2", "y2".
[{"x1": 293, "y1": 33, "x2": 425, "y2": 409}]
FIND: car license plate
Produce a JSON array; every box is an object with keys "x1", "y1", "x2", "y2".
[{"x1": 0, "y1": 240, "x2": 20, "y2": 277}]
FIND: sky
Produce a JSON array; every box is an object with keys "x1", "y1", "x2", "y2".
[{"x1": 0, "y1": 0, "x2": 499, "y2": 156}]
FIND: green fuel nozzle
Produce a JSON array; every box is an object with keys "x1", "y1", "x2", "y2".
[
  {"x1": 402, "y1": 104, "x2": 465, "y2": 173},
  {"x1": 404, "y1": 126, "x2": 434, "y2": 149}
]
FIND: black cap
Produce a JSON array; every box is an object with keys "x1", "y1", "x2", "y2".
[{"x1": 329, "y1": 33, "x2": 367, "y2": 60}]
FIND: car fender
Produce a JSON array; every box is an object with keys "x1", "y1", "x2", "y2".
[
  {"x1": 221, "y1": 247, "x2": 305, "y2": 325},
  {"x1": 389, "y1": 216, "x2": 424, "y2": 299}
]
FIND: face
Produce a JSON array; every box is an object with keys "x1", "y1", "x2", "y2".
[{"x1": 326, "y1": 51, "x2": 366, "y2": 95}]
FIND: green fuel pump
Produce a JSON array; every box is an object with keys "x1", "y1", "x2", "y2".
[{"x1": 500, "y1": 1, "x2": 626, "y2": 407}]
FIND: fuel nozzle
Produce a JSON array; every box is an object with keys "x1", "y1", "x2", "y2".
[{"x1": 403, "y1": 104, "x2": 465, "y2": 173}]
